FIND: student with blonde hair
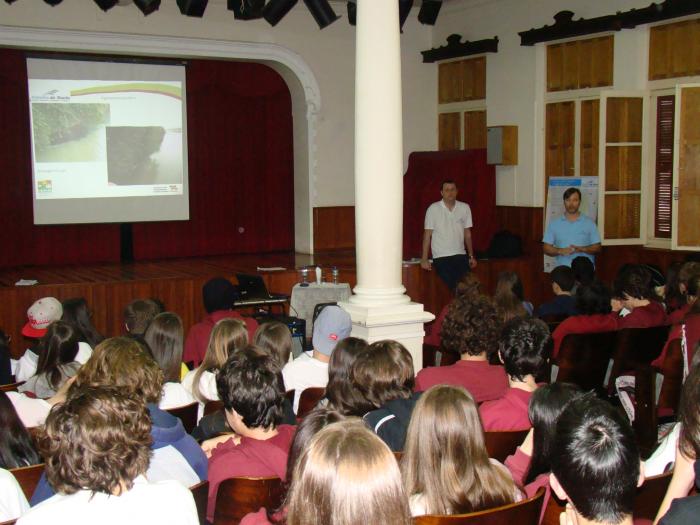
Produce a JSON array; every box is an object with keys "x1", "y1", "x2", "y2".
[
  {"x1": 402, "y1": 385, "x2": 520, "y2": 517},
  {"x1": 182, "y1": 317, "x2": 248, "y2": 409},
  {"x1": 285, "y1": 419, "x2": 411, "y2": 525}
]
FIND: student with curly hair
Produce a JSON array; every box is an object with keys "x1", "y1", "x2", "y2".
[
  {"x1": 31, "y1": 337, "x2": 207, "y2": 505},
  {"x1": 415, "y1": 294, "x2": 507, "y2": 402},
  {"x1": 402, "y1": 385, "x2": 520, "y2": 517},
  {"x1": 479, "y1": 318, "x2": 550, "y2": 431},
  {"x1": 18, "y1": 385, "x2": 199, "y2": 525}
]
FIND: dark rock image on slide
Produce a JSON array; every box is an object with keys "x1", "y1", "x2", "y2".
[
  {"x1": 32, "y1": 103, "x2": 110, "y2": 162},
  {"x1": 106, "y1": 126, "x2": 183, "y2": 186}
]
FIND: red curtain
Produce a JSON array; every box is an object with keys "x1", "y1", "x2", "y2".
[
  {"x1": 0, "y1": 51, "x2": 294, "y2": 268},
  {"x1": 403, "y1": 150, "x2": 496, "y2": 259},
  {"x1": 0, "y1": 49, "x2": 121, "y2": 268}
]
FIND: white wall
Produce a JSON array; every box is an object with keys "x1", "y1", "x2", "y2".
[
  {"x1": 0, "y1": 0, "x2": 437, "y2": 210},
  {"x1": 435, "y1": 0, "x2": 662, "y2": 207}
]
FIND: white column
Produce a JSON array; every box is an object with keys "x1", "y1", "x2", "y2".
[{"x1": 339, "y1": 0, "x2": 433, "y2": 369}]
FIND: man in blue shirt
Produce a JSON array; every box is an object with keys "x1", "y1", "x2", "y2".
[{"x1": 543, "y1": 187, "x2": 601, "y2": 267}]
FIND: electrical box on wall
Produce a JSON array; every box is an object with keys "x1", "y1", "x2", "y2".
[{"x1": 487, "y1": 126, "x2": 518, "y2": 165}]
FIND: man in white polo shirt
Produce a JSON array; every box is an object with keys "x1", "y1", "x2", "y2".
[{"x1": 420, "y1": 180, "x2": 476, "y2": 291}]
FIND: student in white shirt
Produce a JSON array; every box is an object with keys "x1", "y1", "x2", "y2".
[
  {"x1": 282, "y1": 306, "x2": 351, "y2": 413},
  {"x1": 18, "y1": 385, "x2": 198, "y2": 525}
]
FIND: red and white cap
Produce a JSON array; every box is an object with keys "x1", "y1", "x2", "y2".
[{"x1": 22, "y1": 297, "x2": 63, "y2": 338}]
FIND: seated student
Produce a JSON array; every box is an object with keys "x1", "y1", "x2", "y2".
[
  {"x1": 283, "y1": 305, "x2": 351, "y2": 413},
  {"x1": 479, "y1": 318, "x2": 550, "y2": 431},
  {"x1": 18, "y1": 321, "x2": 80, "y2": 398},
  {"x1": 415, "y1": 294, "x2": 508, "y2": 402},
  {"x1": 202, "y1": 346, "x2": 296, "y2": 523},
  {"x1": 535, "y1": 265, "x2": 578, "y2": 318},
  {"x1": 494, "y1": 271, "x2": 533, "y2": 320},
  {"x1": 254, "y1": 321, "x2": 293, "y2": 368},
  {"x1": 240, "y1": 407, "x2": 346, "y2": 525},
  {"x1": 551, "y1": 281, "x2": 618, "y2": 360},
  {"x1": 322, "y1": 337, "x2": 372, "y2": 416},
  {"x1": 654, "y1": 274, "x2": 700, "y2": 369},
  {"x1": 13, "y1": 297, "x2": 63, "y2": 382},
  {"x1": 0, "y1": 391, "x2": 41, "y2": 469},
  {"x1": 550, "y1": 394, "x2": 642, "y2": 525},
  {"x1": 0, "y1": 467, "x2": 29, "y2": 523},
  {"x1": 184, "y1": 277, "x2": 258, "y2": 367},
  {"x1": 122, "y1": 298, "x2": 161, "y2": 337},
  {"x1": 504, "y1": 383, "x2": 582, "y2": 520},
  {"x1": 144, "y1": 312, "x2": 195, "y2": 410},
  {"x1": 262, "y1": 420, "x2": 411, "y2": 525},
  {"x1": 402, "y1": 385, "x2": 520, "y2": 517},
  {"x1": 354, "y1": 340, "x2": 420, "y2": 452},
  {"x1": 18, "y1": 386, "x2": 199, "y2": 525},
  {"x1": 663, "y1": 262, "x2": 685, "y2": 320},
  {"x1": 571, "y1": 255, "x2": 595, "y2": 287},
  {"x1": 31, "y1": 337, "x2": 207, "y2": 505},
  {"x1": 654, "y1": 360, "x2": 700, "y2": 524},
  {"x1": 667, "y1": 261, "x2": 700, "y2": 325},
  {"x1": 423, "y1": 273, "x2": 481, "y2": 348},
  {"x1": 613, "y1": 264, "x2": 667, "y2": 328},
  {"x1": 183, "y1": 318, "x2": 248, "y2": 416},
  {"x1": 61, "y1": 297, "x2": 103, "y2": 364}
]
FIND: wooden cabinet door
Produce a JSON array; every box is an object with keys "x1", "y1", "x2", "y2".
[
  {"x1": 672, "y1": 84, "x2": 700, "y2": 251},
  {"x1": 598, "y1": 91, "x2": 648, "y2": 244}
]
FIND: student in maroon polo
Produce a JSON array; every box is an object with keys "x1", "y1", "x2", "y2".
[
  {"x1": 416, "y1": 293, "x2": 507, "y2": 403},
  {"x1": 479, "y1": 318, "x2": 551, "y2": 431}
]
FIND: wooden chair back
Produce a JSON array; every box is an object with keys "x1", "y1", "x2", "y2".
[
  {"x1": 657, "y1": 338, "x2": 684, "y2": 415},
  {"x1": 555, "y1": 330, "x2": 618, "y2": 392},
  {"x1": 413, "y1": 488, "x2": 545, "y2": 525},
  {"x1": 393, "y1": 451, "x2": 404, "y2": 462},
  {"x1": 297, "y1": 387, "x2": 325, "y2": 419},
  {"x1": 484, "y1": 430, "x2": 528, "y2": 463},
  {"x1": 204, "y1": 400, "x2": 225, "y2": 417},
  {"x1": 608, "y1": 326, "x2": 670, "y2": 392},
  {"x1": 190, "y1": 480, "x2": 209, "y2": 525},
  {"x1": 541, "y1": 470, "x2": 674, "y2": 525},
  {"x1": 213, "y1": 477, "x2": 284, "y2": 525},
  {"x1": 10, "y1": 463, "x2": 45, "y2": 501},
  {"x1": 633, "y1": 364, "x2": 658, "y2": 457},
  {"x1": 0, "y1": 381, "x2": 24, "y2": 392},
  {"x1": 167, "y1": 402, "x2": 199, "y2": 434}
]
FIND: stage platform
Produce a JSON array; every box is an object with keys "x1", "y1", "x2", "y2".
[{"x1": 0, "y1": 250, "x2": 543, "y2": 358}]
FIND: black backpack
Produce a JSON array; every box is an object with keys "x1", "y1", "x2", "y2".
[{"x1": 487, "y1": 230, "x2": 522, "y2": 259}]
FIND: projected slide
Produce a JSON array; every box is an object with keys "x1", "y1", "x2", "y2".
[{"x1": 29, "y1": 80, "x2": 184, "y2": 199}]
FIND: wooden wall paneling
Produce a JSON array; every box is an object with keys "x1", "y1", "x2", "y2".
[
  {"x1": 547, "y1": 44, "x2": 564, "y2": 92},
  {"x1": 591, "y1": 36, "x2": 614, "y2": 87},
  {"x1": 495, "y1": 206, "x2": 544, "y2": 257},
  {"x1": 649, "y1": 24, "x2": 669, "y2": 80},
  {"x1": 604, "y1": 194, "x2": 641, "y2": 239},
  {"x1": 472, "y1": 57, "x2": 486, "y2": 100},
  {"x1": 464, "y1": 110, "x2": 487, "y2": 149},
  {"x1": 545, "y1": 102, "x2": 575, "y2": 181},
  {"x1": 461, "y1": 59, "x2": 474, "y2": 100},
  {"x1": 438, "y1": 112, "x2": 462, "y2": 151},
  {"x1": 438, "y1": 61, "x2": 462, "y2": 104},
  {"x1": 677, "y1": 87, "x2": 700, "y2": 247},
  {"x1": 562, "y1": 41, "x2": 580, "y2": 90},
  {"x1": 669, "y1": 21, "x2": 693, "y2": 78},
  {"x1": 604, "y1": 146, "x2": 642, "y2": 191},
  {"x1": 606, "y1": 98, "x2": 643, "y2": 143},
  {"x1": 580, "y1": 99, "x2": 600, "y2": 176},
  {"x1": 578, "y1": 38, "x2": 593, "y2": 88},
  {"x1": 312, "y1": 206, "x2": 356, "y2": 252}
]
